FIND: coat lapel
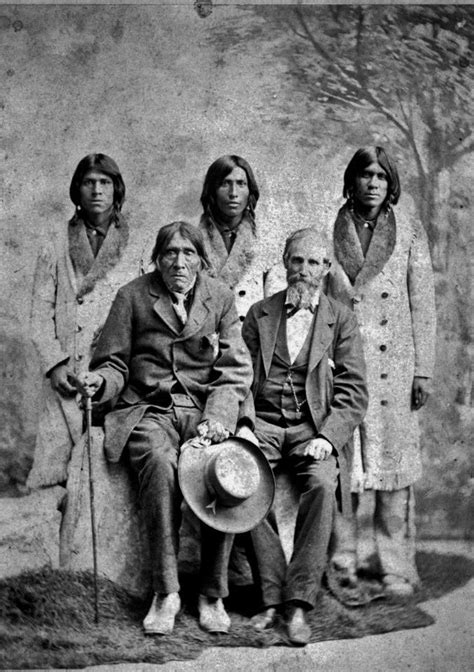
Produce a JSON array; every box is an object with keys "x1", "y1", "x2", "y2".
[
  {"x1": 333, "y1": 205, "x2": 365, "y2": 283},
  {"x1": 68, "y1": 214, "x2": 130, "y2": 299},
  {"x1": 258, "y1": 291, "x2": 285, "y2": 377},
  {"x1": 199, "y1": 213, "x2": 257, "y2": 289},
  {"x1": 179, "y1": 275, "x2": 212, "y2": 340},
  {"x1": 148, "y1": 273, "x2": 181, "y2": 335},
  {"x1": 148, "y1": 272, "x2": 212, "y2": 338},
  {"x1": 308, "y1": 293, "x2": 336, "y2": 372},
  {"x1": 353, "y1": 208, "x2": 396, "y2": 290},
  {"x1": 333, "y1": 203, "x2": 396, "y2": 289}
]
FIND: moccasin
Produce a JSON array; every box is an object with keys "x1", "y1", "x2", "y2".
[
  {"x1": 286, "y1": 606, "x2": 311, "y2": 646},
  {"x1": 143, "y1": 592, "x2": 181, "y2": 635},
  {"x1": 198, "y1": 595, "x2": 231, "y2": 633},
  {"x1": 250, "y1": 607, "x2": 277, "y2": 631}
]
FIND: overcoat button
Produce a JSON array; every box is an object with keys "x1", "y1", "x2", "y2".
[
  {"x1": 239, "y1": 316, "x2": 245, "y2": 322},
  {"x1": 381, "y1": 400, "x2": 388, "y2": 406},
  {"x1": 380, "y1": 319, "x2": 388, "y2": 326},
  {"x1": 380, "y1": 344, "x2": 387, "y2": 352},
  {"x1": 77, "y1": 297, "x2": 84, "y2": 304},
  {"x1": 381, "y1": 292, "x2": 389, "y2": 299},
  {"x1": 238, "y1": 290, "x2": 246, "y2": 297},
  {"x1": 381, "y1": 373, "x2": 388, "y2": 379}
]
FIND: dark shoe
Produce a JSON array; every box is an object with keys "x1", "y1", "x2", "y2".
[
  {"x1": 250, "y1": 607, "x2": 277, "y2": 631},
  {"x1": 286, "y1": 606, "x2": 311, "y2": 646}
]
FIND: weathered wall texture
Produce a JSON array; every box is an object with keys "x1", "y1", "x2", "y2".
[{"x1": 0, "y1": 5, "x2": 472, "y2": 540}]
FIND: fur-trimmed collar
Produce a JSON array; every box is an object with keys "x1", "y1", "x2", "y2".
[
  {"x1": 198, "y1": 212, "x2": 257, "y2": 290},
  {"x1": 68, "y1": 213, "x2": 129, "y2": 298},
  {"x1": 333, "y1": 203, "x2": 396, "y2": 288}
]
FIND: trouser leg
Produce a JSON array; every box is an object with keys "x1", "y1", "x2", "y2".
[
  {"x1": 374, "y1": 486, "x2": 419, "y2": 584},
  {"x1": 126, "y1": 411, "x2": 182, "y2": 595},
  {"x1": 285, "y1": 454, "x2": 338, "y2": 609},
  {"x1": 249, "y1": 509, "x2": 287, "y2": 608},
  {"x1": 355, "y1": 490, "x2": 379, "y2": 575},
  {"x1": 199, "y1": 526, "x2": 235, "y2": 599},
  {"x1": 331, "y1": 499, "x2": 357, "y2": 571}
]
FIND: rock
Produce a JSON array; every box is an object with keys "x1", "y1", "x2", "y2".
[
  {"x1": 0, "y1": 315, "x2": 42, "y2": 495},
  {"x1": 59, "y1": 427, "x2": 152, "y2": 598},
  {"x1": 0, "y1": 486, "x2": 65, "y2": 577}
]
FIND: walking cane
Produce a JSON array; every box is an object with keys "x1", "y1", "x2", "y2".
[{"x1": 84, "y1": 395, "x2": 100, "y2": 624}]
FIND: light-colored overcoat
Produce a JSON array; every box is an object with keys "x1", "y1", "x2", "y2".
[
  {"x1": 328, "y1": 203, "x2": 436, "y2": 491},
  {"x1": 242, "y1": 290, "x2": 368, "y2": 513},
  {"x1": 197, "y1": 214, "x2": 266, "y2": 322},
  {"x1": 89, "y1": 271, "x2": 254, "y2": 462},
  {"x1": 27, "y1": 216, "x2": 141, "y2": 487}
]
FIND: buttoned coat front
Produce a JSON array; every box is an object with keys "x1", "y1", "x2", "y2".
[
  {"x1": 27, "y1": 216, "x2": 142, "y2": 487},
  {"x1": 89, "y1": 271, "x2": 254, "y2": 462},
  {"x1": 328, "y1": 204, "x2": 436, "y2": 491},
  {"x1": 242, "y1": 290, "x2": 368, "y2": 513}
]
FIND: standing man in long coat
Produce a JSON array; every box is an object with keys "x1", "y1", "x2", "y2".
[
  {"x1": 27, "y1": 153, "x2": 137, "y2": 489},
  {"x1": 328, "y1": 146, "x2": 436, "y2": 596}
]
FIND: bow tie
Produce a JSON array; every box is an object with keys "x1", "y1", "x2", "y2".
[{"x1": 285, "y1": 303, "x2": 315, "y2": 318}]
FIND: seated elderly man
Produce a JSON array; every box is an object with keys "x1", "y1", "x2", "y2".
[
  {"x1": 78, "y1": 221, "x2": 253, "y2": 636},
  {"x1": 242, "y1": 229, "x2": 368, "y2": 645}
]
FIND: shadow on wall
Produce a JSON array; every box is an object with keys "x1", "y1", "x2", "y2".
[{"x1": 0, "y1": 314, "x2": 41, "y2": 496}]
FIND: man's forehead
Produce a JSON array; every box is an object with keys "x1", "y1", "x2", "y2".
[
  {"x1": 288, "y1": 237, "x2": 329, "y2": 259},
  {"x1": 82, "y1": 170, "x2": 112, "y2": 180},
  {"x1": 164, "y1": 232, "x2": 198, "y2": 251}
]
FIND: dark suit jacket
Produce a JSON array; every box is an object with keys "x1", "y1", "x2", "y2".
[
  {"x1": 90, "y1": 270, "x2": 253, "y2": 462},
  {"x1": 242, "y1": 290, "x2": 368, "y2": 512}
]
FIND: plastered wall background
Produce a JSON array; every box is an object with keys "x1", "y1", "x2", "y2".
[{"x1": 0, "y1": 3, "x2": 472, "y2": 539}]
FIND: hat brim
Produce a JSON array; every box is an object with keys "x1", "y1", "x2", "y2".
[{"x1": 178, "y1": 437, "x2": 275, "y2": 534}]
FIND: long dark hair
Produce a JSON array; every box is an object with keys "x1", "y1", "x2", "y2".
[
  {"x1": 69, "y1": 153, "x2": 126, "y2": 213},
  {"x1": 151, "y1": 221, "x2": 210, "y2": 269},
  {"x1": 200, "y1": 155, "x2": 260, "y2": 224},
  {"x1": 343, "y1": 146, "x2": 401, "y2": 207}
]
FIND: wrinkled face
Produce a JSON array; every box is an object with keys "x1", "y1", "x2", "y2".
[
  {"x1": 157, "y1": 232, "x2": 202, "y2": 293},
  {"x1": 285, "y1": 237, "x2": 330, "y2": 290},
  {"x1": 353, "y1": 161, "x2": 388, "y2": 213},
  {"x1": 79, "y1": 170, "x2": 114, "y2": 217},
  {"x1": 215, "y1": 166, "x2": 249, "y2": 220}
]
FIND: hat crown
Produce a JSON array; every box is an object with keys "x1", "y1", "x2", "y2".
[{"x1": 205, "y1": 445, "x2": 260, "y2": 507}]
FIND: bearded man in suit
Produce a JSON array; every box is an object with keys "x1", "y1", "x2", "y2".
[
  {"x1": 77, "y1": 221, "x2": 253, "y2": 636},
  {"x1": 242, "y1": 228, "x2": 368, "y2": 645}
]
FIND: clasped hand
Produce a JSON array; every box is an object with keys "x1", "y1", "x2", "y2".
[
  {"x1": 74, "y1": 371, "x2": 104, "y2": 398},
  {"x1": 197, "y1": 420, "x2": 230, "y2": 444}
]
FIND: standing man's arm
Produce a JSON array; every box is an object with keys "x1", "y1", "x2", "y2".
[
  {"x1": 77, "y1": 287, "x2": 133, "y2": 401},
  {"x1": 408, "y1": 220, "x2": 436, "y2": 410},
  {"x1": 30, "y1": 243, "x2": 76, "y2": 395}
]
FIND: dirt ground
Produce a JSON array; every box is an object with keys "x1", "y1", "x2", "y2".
[{"x1": 19, "y1": 540, "x2": 472, "y2": 672}]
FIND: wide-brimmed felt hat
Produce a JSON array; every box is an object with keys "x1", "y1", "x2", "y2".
[{"x1": 178, "y1": 436, "x2": 275, "y2": 534}]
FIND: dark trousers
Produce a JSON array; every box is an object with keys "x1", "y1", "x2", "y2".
[
  {"x1": 126, "y1": 406, "x2": 234, "y2": 597},
  {"x1": 250, "y1": 416, "x2": 338, "y2": 610}
]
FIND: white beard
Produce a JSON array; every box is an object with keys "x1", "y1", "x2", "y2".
[{"x1": 287, "y1": 280, "x2": 318, "y2": 310}]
